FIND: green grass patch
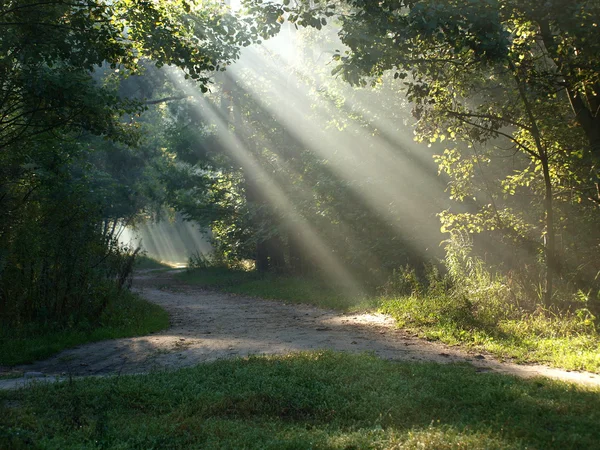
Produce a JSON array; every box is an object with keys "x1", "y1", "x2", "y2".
[
  {"x1": 179, "y1": 268, "x2": 378, "y2": 312},
  {"x1": 135, "y1": 255, "x2": 173, "y2": 270},
  {"x1": 381, "y1": 295, "x2": 600, "y2": 373},
  {"x1": 1, "y1": 351, "x2": 599, "y2": 449},
  {"x1": 0, "y1": 292, "x2": 169, "y2": 366}
]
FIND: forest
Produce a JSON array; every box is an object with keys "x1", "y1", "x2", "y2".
[
  {"x1": 1, "y1": 0, "x2": 600, "y2": 447},
  {"x1": 2, "y1": 0, "x2": 599, "y2": 341}
]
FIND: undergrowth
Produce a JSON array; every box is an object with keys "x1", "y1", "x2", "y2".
[
  {"x1": 1, "y1": 352, "x2": 599, "y2": 449},
  {"x1": 0, "y1": 291, "x2": 169, "y2": 366},
  {"x1": 135, "y1": 255, "x2": 173, "y2": 270},
  {"x1": 179, "y1": 267, "x2": 376, "y2": 312},
  {"x1": 380, "y1": 294, "x2": 600, "y2": 372},
  {"x1": 378, "y1": 235, "x2": 600, "y2": 372}
]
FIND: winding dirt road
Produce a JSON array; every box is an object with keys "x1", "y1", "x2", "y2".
[{"x1": 2, "y1": 270, "x2": 599, "y2": 389}]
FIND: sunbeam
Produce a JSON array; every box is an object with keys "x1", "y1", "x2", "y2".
[
  {"x1": 225, "y1": 37, "x2": 447, "y2": 259},
  {"x1": 121, "y1": 215, "x2": 212, "y2": 265},
  {"x1": 166, "y1": 68, "x2": 364, "y2": 293}
]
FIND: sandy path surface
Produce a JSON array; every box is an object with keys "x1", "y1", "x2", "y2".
[{"x1": 2, "y1": 270, "x2": 599, "y2": 389}]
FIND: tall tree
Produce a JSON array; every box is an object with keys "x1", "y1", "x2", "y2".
[
  {"x1": 0, "y1": 0, "x2": 257, "y2": 326},
  {"x1": 247, "y1": 0, "x2": 600, "y2": 304}
]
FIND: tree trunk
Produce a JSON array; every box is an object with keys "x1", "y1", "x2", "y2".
[
  {"x1": 267, "y1": 235, "x2": 286, "y2": 272},
  {"x1": 541, "y1": 156, "x2": 556, "y2": 305},
  {"x1": 510, "y1": 58, "x2": 558, "y2": 305},
  {"x1": 255, "y1": 239, "x2": 269, "y2": 272},
  {"x1": 242, "y1": 173, "x2": 270, "y2": 272},
  {"x1": 288, "y1": 230, "x2": 307, "y2": 275},
  {"x1": 538, "y1": 20, "x2": 600, "y2": 206}
]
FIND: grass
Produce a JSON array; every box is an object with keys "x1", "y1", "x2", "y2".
[
  {"x1": 380, "y1": 295, "x2": 600, "y2": 373},
  {"x1": 135, "y1": 255, "x2": 173, "y2": 270},
  {"x1": 1, "y1": 351, "x2": 599, "y2": 449},
  {"x1": 0, "y1": 292, "x2": 169, "y2": 366},
  {"x1": 179, "y1": 267, "x2": 379, "y2": 312}
]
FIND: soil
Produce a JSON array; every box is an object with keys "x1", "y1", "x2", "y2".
[{"x1": 2, "y1": 270, "x2": 599, "y2": 389}]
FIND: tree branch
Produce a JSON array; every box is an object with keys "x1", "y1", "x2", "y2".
[
  {"x1": 144, "y1": 95, "x2": 189, "y2": 105},
  {"x1": 445, "y1": 110, "x2": 532, "y2": 132},
  {"x1": 452, "y1": 116, "x2": 540, "y2": 159}
]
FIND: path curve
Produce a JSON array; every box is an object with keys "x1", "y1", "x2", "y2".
[{"x1": 2, "y1": 270, "x2": 599, "y2": 389}]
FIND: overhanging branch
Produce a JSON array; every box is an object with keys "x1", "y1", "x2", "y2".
[{"x1": 144, "y1": 95, "x2": 189, "y2": 105}]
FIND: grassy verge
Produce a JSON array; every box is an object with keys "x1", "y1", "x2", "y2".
[
  {"x1": 179, "y1": 268, "x2": 378, "y2": 312},
  {"x1": 1, "y1": 351, "x2": 599, "y2": 449},
  {"x1": 0, "y1": 292, "x2": 169, "y2": 366},
  {"x1": 381, "y1": 295, "x2": 600, "y2": 373},
  {"x1": 135, "y1": 255, "x2": 173, "y2": 270}
]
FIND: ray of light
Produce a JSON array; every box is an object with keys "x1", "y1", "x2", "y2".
[
  {"x1": 227, "y1": 43, "x2": 447, "y2": 258},
  {"x1": 214, "y1": 84, "x2": 391, "y2": 279},
  {"x1": 122, "y1": 216, "x2": 212, "y2": 264},
  {"x1": 166, "y1": 68, "x2": 364, "y2": 293}
]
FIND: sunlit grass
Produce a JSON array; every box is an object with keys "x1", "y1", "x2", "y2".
[
  {"x1": 0, "y1": 292, "x2": 169, "y2": 366},
  {"x1": 135, "y1": 255, "x2": 173, "y2": 270},
  {"x1": 380, "y1": 295, "x2": 600, "y2": 373},
  {"x1": 178, "y1": 268, "x2": 377, "y2": 312},
  {"x1": 2, "y1": 351, "x2": 599, "y2": 449}
]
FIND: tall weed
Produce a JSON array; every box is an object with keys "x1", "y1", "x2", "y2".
[{"x1": 380, "y1": 233, "x2": 599, "y2": 370}]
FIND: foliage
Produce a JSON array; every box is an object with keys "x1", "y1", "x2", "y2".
[
  {"x1": 135, "y1": 255, "x2": 173, "y2": 270},
  {"x1": 188, "y1": 251, "x2": 219, "y2": 270},
  {"x1": 0, "y1": 149, "x2": 142, "y2": 328},
  {"x1": 2, "y1": 352, "x2": 600, "y2": 449},
  {"x1": 378, "y1": 263, "x2": 450, "y2": 299},
  {"x1": 246, "y1": 0, "x2": 600, "y2": 306},
  {"x1": 380, "y1": 247, "x2": 600, "y2": 372},
  {"x1": 0, "y1": 291, "x2": 169, "y2": 366},
  {"x1": 0, "y1": 0, "x2": 261, "y2": 331}
]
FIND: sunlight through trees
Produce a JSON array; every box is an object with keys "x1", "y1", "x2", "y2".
[{"x1": 1, "y1": 0, "x2": 598, "y2": 351}]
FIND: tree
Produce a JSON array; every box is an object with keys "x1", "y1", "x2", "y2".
[
  {"x1": 159, "y1": 20, "x2": 447, "y2": 285},
  {"x1": 247, "y1": 0, "x2": 600, "y2": 305},
  {"x1": 0, "y1": 0, "x2": 257, "y2": 327}
]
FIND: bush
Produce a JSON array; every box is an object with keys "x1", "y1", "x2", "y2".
[
  {"x1": 187, "y1": 249, "x2": 254, "y2": 272},
  {"x1": 0, "y1": 290, "x2": 169, "y2": 366},
  {"x1": 380, "y1": 234, "x2": 600, "y2": 371},
  {"x1": 0, "y1": 198, "x2": 141, "y2": 331}
]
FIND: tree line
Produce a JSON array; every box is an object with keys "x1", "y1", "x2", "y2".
[{"x1": 1, "y1": 0, "x2": 598, "y2": 333}]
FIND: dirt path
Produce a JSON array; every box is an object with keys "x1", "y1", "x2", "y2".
[{"x1": 2, "y1": 270, "x2": 599, "y2": 389}]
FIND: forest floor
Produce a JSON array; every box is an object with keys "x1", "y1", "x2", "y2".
[{"x1": 1, "y1": 269, "x2": 599, "y2": 389}]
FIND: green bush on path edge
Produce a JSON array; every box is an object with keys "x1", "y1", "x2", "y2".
[{"x1": 0, "y1": 291, "x2": 169, "y2": 367}]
